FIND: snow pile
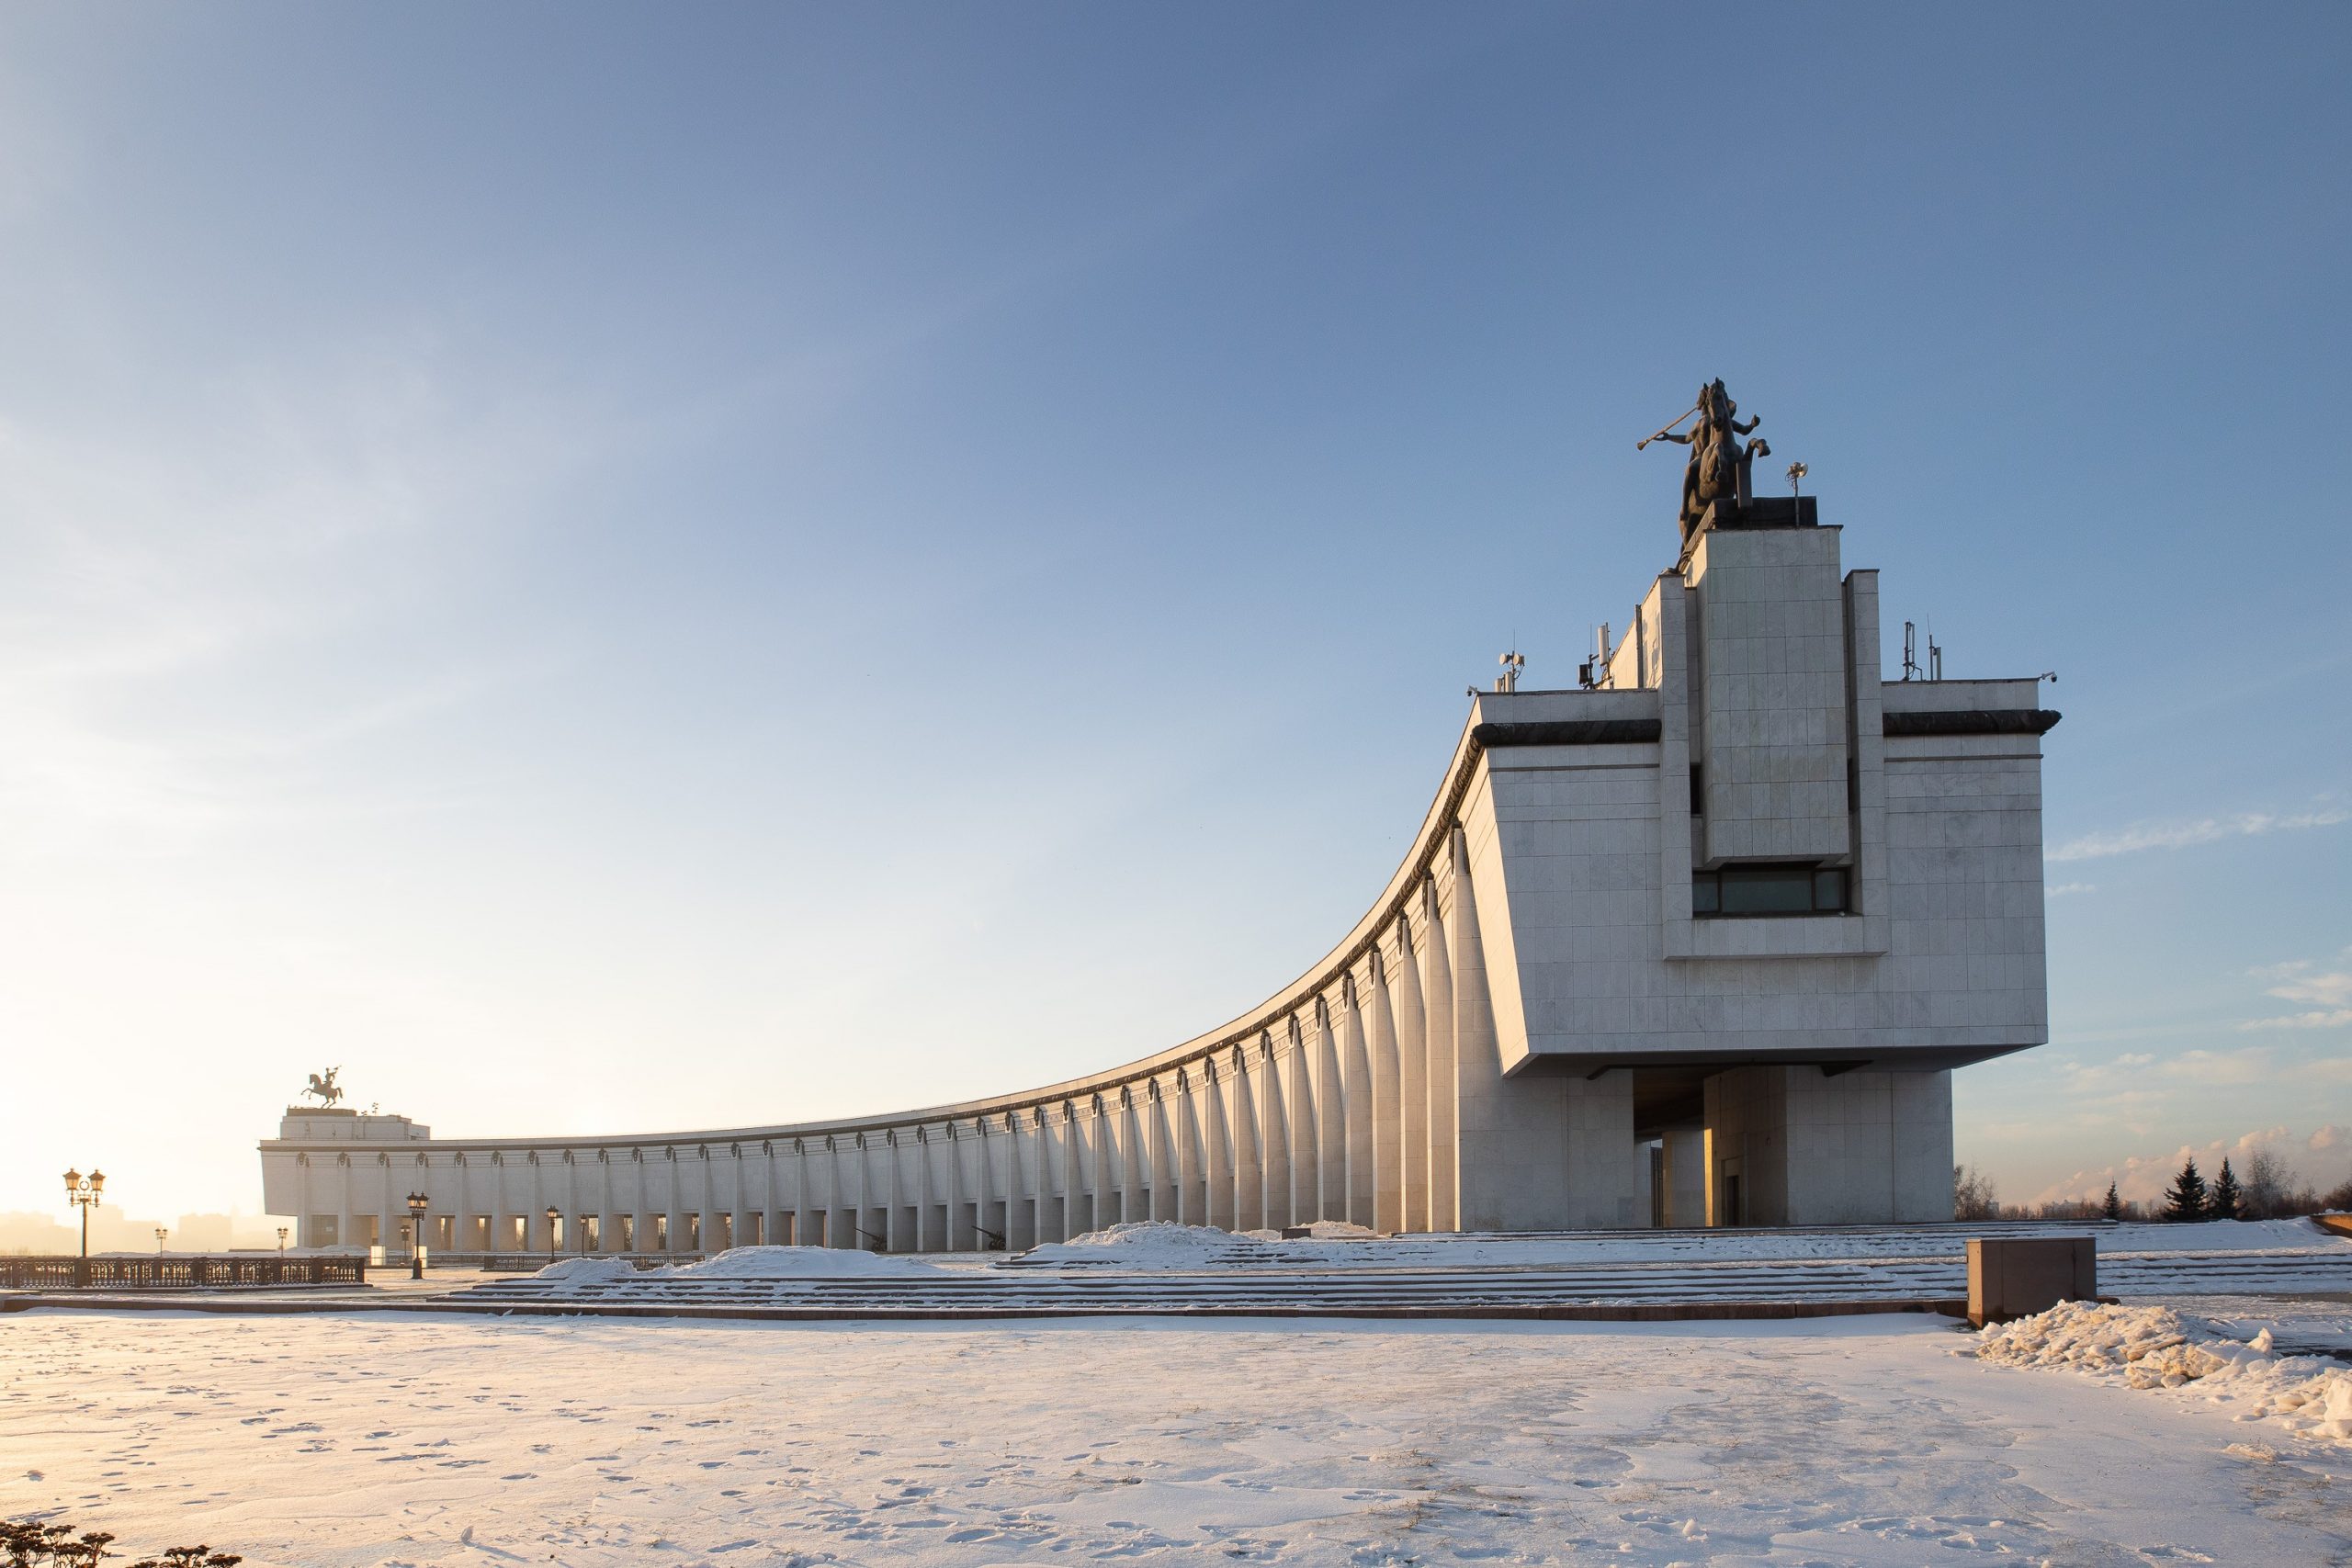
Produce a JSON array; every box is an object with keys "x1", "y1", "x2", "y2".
[
  {"x1": 652, "y1": 1246, "x2": 943, "y2": 1279},
  {"x1": 1975, "y1": 1300, "x2": 2352, "y2": 1444},
  {"x1": 1025, "y1": 1222, "x2": 1266, "y2": 1269},
  {"x1": 1289, "y1": 1219, "x2": 1379, "y2": 1239},
  {"x1": 531, "y1": 1257, "x2": 638, "y2": 1285}
]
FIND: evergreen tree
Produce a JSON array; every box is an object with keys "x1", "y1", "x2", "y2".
[
  {"x1": 2210, "y1": 1158, "x2": 2242, "y2": 1221},
  {"x1": 2101, "y1": 1181, "x2": 2122, "y2": 1221},
  {"x1": 2163, "y1": 1156, "x2": 2209, "y2": 1222}
]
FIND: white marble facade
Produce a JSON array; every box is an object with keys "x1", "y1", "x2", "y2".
[{"x1": 260, "y1": 512, "x2": 2056, "y2": 1249}]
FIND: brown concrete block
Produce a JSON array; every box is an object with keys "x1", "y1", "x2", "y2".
[{"x1": 1967, "y1": 1235, "x2": 2097, "y2": 1327}]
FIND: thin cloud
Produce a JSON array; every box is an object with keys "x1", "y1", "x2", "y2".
[
  {"x1": 2235, "y1": 954, "x2": 2352, "y2": 1032},
  {"x1": 2155, "y1": 1047, "x2": 2272, "y2": 1085},
  {"x1": 2045, "y1": 882, "x2": 2097, "y2": 897},
  {"x1": 2047, "y1": 807, "x2": 2347, "y2": 863},
  {"x1": 2237, "y1": 1010, "x2": 2352, "y2": 1032}
]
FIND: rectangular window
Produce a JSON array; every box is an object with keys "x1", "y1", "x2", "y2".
[
  {"x1": 507, "y1": 1215, "x2": 526, "y2": 1251},
  {"x1": 652, "y1": 1214, "x2": 670, "y2": 1251},
  {"x1": 580, "y1": 1214, "x2": 601, "y2": 1251},
  {"x1": 431, "y1": 1216, "x2": 453, "y2": 1250},
  {"x1": 1692, "y1": 863, "x2": 1848, "y2": 917},
  {"x1": 684, "y1": 1213, "x2": 702, "y2": 1251},
  {"x1": 1689, "y1": 762, "x2": 1704, "y2": 817},
  {"x1": 746, "y1": 1213, "x2": 763, "y2": 1247},
  {"x1": 716, "y1": 1213, "x2": 733, "y2": 1250},
  {"x1": 616, "y1": 1213, "x2": 635, "y2": 1251}
]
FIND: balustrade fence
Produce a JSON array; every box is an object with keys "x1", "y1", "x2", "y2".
[{"x1": 0, "y1": 1255, "x2": 367, "y2": 1290}]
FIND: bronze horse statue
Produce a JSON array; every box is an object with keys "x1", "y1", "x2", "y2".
[
  {"x1": 303, "y1": 1066, "x2": 344, "y2": 1108},
  {"x1": 1642, "y1": 379, "x2": 1769, "y2": 541}
]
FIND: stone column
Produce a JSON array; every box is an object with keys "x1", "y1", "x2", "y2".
[
  {"x1": 1450, "y1": 825, "x2": 1510, "y2": 1233},
  {"x1": 1318, "y1": 994, "x2": 1351, "y2": 1223},
  {"x1": 699, "y1": 1146, "x2": 718, "y2": 1251},
  {"x1": 1005, "y1": 1111, "x2": 1030, "y2": 1251},
  {"x1": 1364, "y1": 953, "x2": 1399, "y2": 1233},
  {"x1": 1285, "y1": 1016, "x2": 1316, "y2": 1226},
  {"x1": 1387, "y1": 918, "x2": 1430, "y2": 1231},
  {"x1": 1422, "y1": 876, "x2": 1458, "y2": 1233},
  {"x1": 1112, "y1": 1089, "x2": 1136, "y2": 1228},
  {"x1": 732, "y1": 1146, "x2": 752, "y2": 1253},
  {"x1": 1146, "y1": 1082, "x2": 1169, "y2": 1222},
  {"x1": 788, "y1": 1140, "x2": 809, "y2": 1249},
  {"x1": 943, "y1": 1124, "x2": 961, "y2": 1251},
  {"x1": 1059, "y1": 1101, "x2": 1080, "y2": 1243},
  {"x1": 1172, "y1": 1070, "x2": 1197, "y2": 1225},
  {"x1": 1340, "y1": 973, "x2": 1375, "y2": 1227},
  {"x1": 1231, "y1": 1043, "x2": 1264, "y2": 1232},
  {"x1": 1158, "y1": 1075, "x2": 1182, "y2": 1221},
  {"x1": 665, "y1": 1148, "x2": 685, "y2": 1254},
  {"x1": 1203, "y1": 1061, "x2": 1233, "y2": 1231},
  {"x1": 621, "y1": 1150, "x2": 640, "y2": 1255},
  {"x1": 1083, "y1": 1098, "x2": 1105, "y2": 1235},
  {"x1": 595, "y1": 1153, "x2": 615, "y2": 1255},
  {"x1": 825, "y1": 1139, "x2": 842, "y2": 1250},
  {"x1": 854, "y1": 1134, "x2": 873, "y2": 1249},
  {"x1": 972, "y1": 1121, "x2": 995, "y2": 1249},
  {"x1": 1258, "y1": 1033, "x2": 1291, "y2": 1231}
]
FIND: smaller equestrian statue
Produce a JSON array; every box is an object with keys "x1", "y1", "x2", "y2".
[
  {"x1": 302, "y1": 1066, "x2": 345, "y2": 1109},
  {"x1": 1640, "y1": 378, "x2": 1770, "y2": 543}
]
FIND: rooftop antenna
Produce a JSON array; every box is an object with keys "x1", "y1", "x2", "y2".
[
  {"x1": 1494, "y1": 649, "x2": 1525, "y2": 694},
  {"x1": 1928, "y1": 629, "x2": 1943, "y2": 682},
  {"x1": 1901, "y1": 621, "x2": 1921, "y2": 682},
  {"x1": 1577, "y1": 623, "x2": 1612, "y2": 689},
  {"x1": 1786, "y1": 460, "x2": 1807, "y2": 509}
]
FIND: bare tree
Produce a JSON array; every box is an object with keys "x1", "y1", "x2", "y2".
[
  {"x1": 1953, "y1": 1164, "x2": 1999, "y2": 1221},
  {"x1": 2240, "y1": 1147, "x2": 2290, "y2": 1220}
]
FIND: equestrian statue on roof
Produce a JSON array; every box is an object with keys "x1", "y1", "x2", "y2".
[{"x1": 1640, "y1": 378, "x2": 1770, "y2": 542}]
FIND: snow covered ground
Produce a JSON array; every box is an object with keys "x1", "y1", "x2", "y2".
[
  {"x1": 443, "y1": 1221, "x2": 2352, "y2": 1318},
  {"x1": 1019, "y1": 1216, "x2": 2350, "y2": 1272},
  {"x1": 6, "y1": 1305, "x2": 2350, "y2": 1566}
]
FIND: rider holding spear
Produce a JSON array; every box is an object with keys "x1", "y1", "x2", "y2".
[{"x1": 1642, "y1": 379, "x2": 1765, "y2": 541}]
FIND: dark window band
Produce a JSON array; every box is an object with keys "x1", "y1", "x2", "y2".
[
  {"x1": 1472, "y1": 719, "x2": 1663, "y2": 749},
  {"x1": 1883, "y1": 708, "x2": 2061, "y2": 738}
]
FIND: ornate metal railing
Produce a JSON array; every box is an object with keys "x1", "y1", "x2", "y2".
[{"x1": 0, "y1": 1255, "x2": 368, "y2": 1290}]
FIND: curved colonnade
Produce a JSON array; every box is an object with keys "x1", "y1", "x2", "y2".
[{"x1": 272, "y1": 706, "x2": 1543, "y2": 1257}]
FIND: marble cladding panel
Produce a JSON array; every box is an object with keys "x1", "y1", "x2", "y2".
[{"x1": 1691, "y1": 528, "x2": 1853, "y2": 865}]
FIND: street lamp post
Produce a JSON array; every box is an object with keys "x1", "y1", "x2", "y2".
[
  {"x1": 154, "y1": 1226, "x2": 168, "y2": 1253},
  {"x1": 62, "y1": 1168, "x2": 105, "y2": 1259},
  {"x1": 405, "y1": 1192, "x2": 429, "y2": 1280},
  {"x1": 277, "y1": 1226, "x2": 288, "y2": 1255},
  {"x1": 545, "y1": 1205, "x2": 560, "y2": 1266}
]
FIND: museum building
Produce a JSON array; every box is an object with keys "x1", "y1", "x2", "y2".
[{"x1": 260, "y1": 489, "x2": 2060, "y2": 1255}]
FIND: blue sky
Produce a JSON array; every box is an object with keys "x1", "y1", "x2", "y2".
[{"x1": 1, "y1": 5, "x2": 2346, "y2": 1223}]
